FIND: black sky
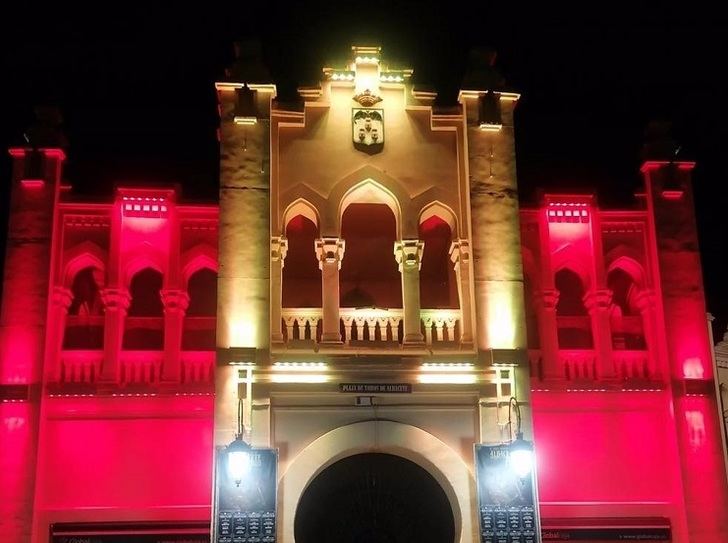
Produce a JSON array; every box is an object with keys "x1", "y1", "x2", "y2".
[{"x1": 3, "y1": 3, "x2": 728, "y2": 337}]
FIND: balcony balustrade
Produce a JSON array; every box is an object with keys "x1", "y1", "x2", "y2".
[
  {"x1": 60, "y1": 350, "x2": 103, "y2": 384},
  {"x1": 279, "y1": 307, "x2": 462, "y2": 349}
]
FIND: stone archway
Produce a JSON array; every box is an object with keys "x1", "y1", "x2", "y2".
[
  {"x1": 294, "y1": 452, "x2": 454, "y2": 543},
  {"x1": 278, "y1": 420, "x2": 476, "y2": 543}
]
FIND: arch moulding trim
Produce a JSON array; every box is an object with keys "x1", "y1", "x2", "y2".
[{"x1": 278, "y1": 419, "x2": 477, "y2": 543}]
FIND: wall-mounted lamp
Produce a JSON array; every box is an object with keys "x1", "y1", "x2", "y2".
[
  {"x1": 508, "y1": 396, "x2": 534, "y2": 478},
  {"x1": 225, "y1": 436, "x2": 252, "y2": 487}
]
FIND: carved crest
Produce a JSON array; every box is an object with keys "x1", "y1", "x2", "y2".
[
  {"x1": 352, "y1": 109, "x2": 384, "y2": 154},
  {"x1": 353, "y1": 89, "x2": 383, "y2": 107}
]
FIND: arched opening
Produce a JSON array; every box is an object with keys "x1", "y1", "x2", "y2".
[
  {"x1": 608, "y1": 268, "x2": 646, "y2": 350},
  {"x1": 123, "y1": 268, "x2": 164, "y2": 350},
  {"x1": 555, "y1": 268, "x2": 592, "y2": 348},
  {"x1": 64, "y1": 266, "x2": 105, "y2": 349},
  {"x1": 283, "y1": 215, "x2": 321, "y2": 308},
  {"x1": 419, "y1": 216, "x2": 457, "y2": 309},
  {"x1": 340, "y1": 203, "x2": 401, "y2": 309},
  {"x1": 183, "y1": 268, "x2": 217, "y2": 350},
  {"x1": 294, "y1": 453, "x2": 455, "y2": 543}
]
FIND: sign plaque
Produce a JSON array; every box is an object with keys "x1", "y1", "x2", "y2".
[
  {"x1": 475, "y1": 443, "x2": 542, "y2": 543},
  {"x1": 213, "y1": 447, "x2": 278, "y2": 543}
]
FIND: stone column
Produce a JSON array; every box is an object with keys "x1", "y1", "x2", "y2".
[
  {"x1": 634, "y1": 289, "x2": 659, "y2": 378},
  {"x1": 270, "y1": 236, "x2": 288, "y2": 344},
  {"x1": 583, "y1": 289, "x2": 615, "y2": 379},
  {"x1": 47, "y1": 286, "x2": 73, "y2": 381},
  {"x1": 315, "y1": 238, "x2": 345, "y2": 344},
  {"x1": 395, "y1": 240, "x2": 425, "y2": 345},
  {"x1": 161, "y1": 289, "x2": 190, "y2": 383},
  {"x1": 533, "y1": 289, "x2": 560, "y2": 380},
  {"x1": 449, "y1": 240, "x2": 474, "y2": 346},
  {"x1": 99, "y1": 288, "x2": 131, "y2": 383}
]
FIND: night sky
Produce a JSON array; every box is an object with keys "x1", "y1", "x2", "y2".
[{"x1": 3, "y1": 4, "x2": 728, "y2": 337}]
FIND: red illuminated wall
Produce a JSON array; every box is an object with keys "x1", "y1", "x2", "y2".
[
  {"x1": 2, "y1": 144, "x2": 727, "y2": 543},
  {"x1": 0, "y1": 146, "x2": 218, "y2": 542},
  {"x1": 521, "y1": 164, "x2": 728, "y2": 542}
]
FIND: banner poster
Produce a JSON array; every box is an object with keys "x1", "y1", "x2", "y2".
[
  {"x1": 213, "y1": 447, "x2": 278, "y2": 543},
  {"x1": 475, "y1": 443, "x2": 541, "y2": 543}
]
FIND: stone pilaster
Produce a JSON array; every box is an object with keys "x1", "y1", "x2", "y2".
[
  {"x1": 634, "y1": 289, "x2": 659, "y2": 378},
  {"x1": 449, "y1": 240, "x2": 474, "y2": 346},
  {"x1": 270, "y1": 236, "x2": 288, "y2": 344},
  {"x1": 533, "y1": 289, "x2": 560, "y2": 380},
  {"x1": 99, "y1": 288, "x2": 130, "y2": 383},
  {"x1": 161, "y1": 289, "x2": 190, "y2": 383},
  {"x1": 316, "y1": 238, "x2": 345, "y2": 344},
  {"x1": 583, "y1": 289, "x2": 615, "y2": 379},
  {"x1": 395, "y1": 240, "x2": 425, "y2": 345},
  {"x1": 47, "y1": 286, "x2": 73, "y2": 381}
]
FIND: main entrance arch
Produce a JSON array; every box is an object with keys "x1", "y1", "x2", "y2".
[
  {"x1": 278, "y1": 420, "x2": 476, "y2": 542},
  {"x1": 294, "y1": 453, "x2": 454, "y2": 543}
]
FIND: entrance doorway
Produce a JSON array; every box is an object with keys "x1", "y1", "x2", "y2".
[{"x1": 294, "y1": 453, "x2": 455, "y2": 543}]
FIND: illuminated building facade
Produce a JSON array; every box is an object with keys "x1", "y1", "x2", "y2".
[
  {"x1": 2, "y1": 45, "x2": 728, "y2": 543},
  {"x1": 713, "y1": 326, "x2": 728, "y2": 462}
]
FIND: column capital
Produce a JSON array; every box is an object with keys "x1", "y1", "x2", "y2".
[
  {"x1": 161, "y1": 289, "x2": 190, "y2": 313},
  {"x1": 271, "y1": 236, "x2": 288, "y2": 265},
  {"x1": 583, "y1": 289, "x2": 613, "y2": 312},
  {"x1": 315, "y1": 237, "x2": 346, "y2": 270},
  {"x1": 533, "y1": 288, "x2": 560, "y2": 310},
  {"x1": 394, "y1": 239, "x2": 424, "y2": 272},
  {"x1": 51, "y1": 286, "x2": 74, "y2": 310},
  {"x1": 633, "y1": 288, "x2": 657, "y2": 312},
  {"x1": 100, "y1": 288, "x2": 131, "y2": 311},
  {"x1": 449, "y1": 239, "x2": 471, "y2": 265}
]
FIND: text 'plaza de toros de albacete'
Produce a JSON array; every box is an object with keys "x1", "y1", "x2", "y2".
[{"x1": 1, "y1": 44, "x2": 727, "y2": 543}]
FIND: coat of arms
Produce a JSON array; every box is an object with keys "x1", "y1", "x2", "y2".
[{"x1": 352, "y1": 109, "x2": 384, "y2": 154}]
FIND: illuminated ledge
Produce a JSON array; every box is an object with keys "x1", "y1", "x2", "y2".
[
  {"x1": 9, "y1": 147, "x2": 67, "y2": 160},
  {"x1": 530, "y1": 381, "x2": 666, "y2": 393},
  {"x1": 661, "y1": 189, "x2": 684, "y2": 200},
  {"x1": 459, "y1": 90, "x2": 521, "y2": 102},
  {"x1": 233, "y1": 116, "x2": 257, "y2": 125},
  {"x1": 215, "y1": 82, "x2": 277, "y2": 93},
  {"x1": 479, "y1": 123, "x2": 502, "y2": 132},
  {"x1": 412, "y1": 88, "x2": 437, "y2": 101},
  {"x1": 21, "y1": 178, "x2": 45, "y2": 188},
  {"x1": 298, "y1": 86, "x2": 323, "y2": 99},
  {"x1": 0, "y1": 384, "x2": 30, "y2": 402},
  {"x1": 640, "y1": 160, "x2": 695, "y2": 172}
]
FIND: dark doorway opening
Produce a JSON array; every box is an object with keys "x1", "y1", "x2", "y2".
[{"x1": 294, "y1": 453, "x2": 455, "y2": 543}]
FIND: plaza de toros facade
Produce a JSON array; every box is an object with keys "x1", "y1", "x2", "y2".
[{"x1": 1, "y1": 44, "x2": 727, "y2": 543}]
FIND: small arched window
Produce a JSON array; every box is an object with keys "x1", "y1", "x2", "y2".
[
  {"x1": 68, "y1": 267, "x2": 104, "y2": 316},
  {"x1": 187, "y1": 268, "x2": 218, "y2": 317},
  {"x1": 128, "y1": 268, "x2": 164, "y2": 317},
  {"x1": 555, "y1": 268, "x2": 592, "y2": 348}
]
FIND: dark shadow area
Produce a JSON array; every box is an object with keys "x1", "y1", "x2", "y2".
[{"x1": 294, "y1": 453, "x2": 454, "y2": 543}]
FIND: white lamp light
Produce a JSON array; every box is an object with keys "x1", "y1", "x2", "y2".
[
  {"x1": 508, "y1": 439, "x2": 534, "y2": 478},
  {"x1": 226, "y1": 437, "x2": 252, "y2": 487}
]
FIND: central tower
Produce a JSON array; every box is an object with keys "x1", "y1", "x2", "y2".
[{"x1": 214, "y1": 43, "x2": 531, "y2": 542}]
